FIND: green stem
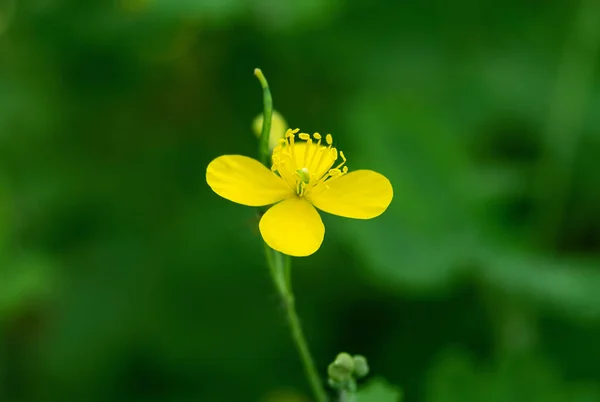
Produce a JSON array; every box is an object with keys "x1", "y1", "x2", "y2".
[
  {"x1": 264, "y1": 246, "x2": 328, "y2": 402},
  {"x1": 285, "y1": 291, "x2": 328, "y2": 402},
  {"x1": 254, "y1": 68, "x2": 273, "y2": 166},
  {"x1": 255, "y1": 69, "x2": 328, "y2": 402},
  {"x1": 286, "y1": 311, "x2": 328, "y2": 402},
  {"x1": 339, "y1": 390, "x2": 354, "y2": 402}
]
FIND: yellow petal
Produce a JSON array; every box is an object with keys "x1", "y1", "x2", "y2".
[
  {"x1": 206, "y1": 155, "x2": 293, "y2": 206},
  {"x1": 307, "y1": 170, "x2": 393, "y2": 219},
  {"x1": 259, "y1": 197, "x2": 324, "y2": 257}
]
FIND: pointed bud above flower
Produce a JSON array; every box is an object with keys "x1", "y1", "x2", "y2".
[{"x1": 252, "y1": 109, "x2": 288, "y2": 151}]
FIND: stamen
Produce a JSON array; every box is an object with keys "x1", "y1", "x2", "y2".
[
  {"x1": 298, "y1": 133, "x2": 313, "y2": 169},
  {"x1": 288, "y1": 130, "x2": 297, "y2": 166},
  {"x1": 269, "y1": 129, "x2": 349, "y2": 197},
  {"x1": 332, "y1": 159, "x2": 346, "y2": 171},
  {"x1": 307, "y1": 156, "x2": 348, "y2": 193},
  {"x1": 311, "y1": 135, "x2": 336, "y2": 181},
  {"x1": 330, "y1": 149, "x2": 347, "y2": 172},
  {"x1": 284, "y1": 128, "x2": 295, "y2": 140},
  {"x1": 311, "y1": 171, "x2": 333, "y2": 189},
  {"x1": 306, "y1": 133, "x2": 322, "y2": 173}
]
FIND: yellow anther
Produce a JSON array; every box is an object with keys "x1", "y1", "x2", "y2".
[{"x1": 269, "y1": 128, "x2": 351, "y2": 197}]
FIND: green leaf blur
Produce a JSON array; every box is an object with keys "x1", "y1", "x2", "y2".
[{"x1": 356, "y1": 378, "x2": 402, "y2": 402}]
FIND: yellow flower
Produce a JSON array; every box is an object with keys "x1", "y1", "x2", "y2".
[{"x1": 206, "y1": 129, "x2": 393, "y2": 257}]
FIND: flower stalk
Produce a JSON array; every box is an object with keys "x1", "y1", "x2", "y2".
[
  {"x1": 338, "y1": 390, "x2": 353, "y2": 402},
  {"x1": 254, "y1": 68, "x2": 328, "y2": 402},
  {"x1": 254, "y1": 68, "x2": 273, "y2": 167}
]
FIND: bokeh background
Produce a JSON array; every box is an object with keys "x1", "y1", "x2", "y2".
[{"x1": 1, "y1": 0, "x2": 600, "y2": 401}]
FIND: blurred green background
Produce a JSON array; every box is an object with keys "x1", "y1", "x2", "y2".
[{"x1": 1, "y1": 0, "x2": 600, "y2": 401}]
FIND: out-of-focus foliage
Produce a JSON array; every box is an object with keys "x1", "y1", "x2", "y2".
[
  {"x1": 1, "y1": 0, "x2": 600, "y2": 401},
  {"x1": 425, "y1": 350, "x2": 600, "y2": 402},
  {"x1": 356, "y1": 378, "x2": 402, "y2": 402}
]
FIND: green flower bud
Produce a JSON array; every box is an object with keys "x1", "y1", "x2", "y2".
[
  {"x1": 328, "y1": 377, "x2": 344, "y2": 390},
  {"x1": 352, "y1": 355, "x2": 369, "y2": 378},
  {"x1": 252, "y1": 110, "x2": 288, "y2": 151},
  {"x1": 327, "y1": 352, "x2": 354, "y2": 383},
  {"x1": 328, "y1": 362, "x2": 349, "y2": 383},
  {"x1": 334, "y1": 352, "x2": 355, "y2": 373}
]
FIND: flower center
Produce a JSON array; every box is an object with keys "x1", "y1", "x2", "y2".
[
  {"x1": 297, "y1": 167, "x2": 310, "y2": 184},
  {"x1": 271, "y1": 129, "x2": 348, "y2": 196}
]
